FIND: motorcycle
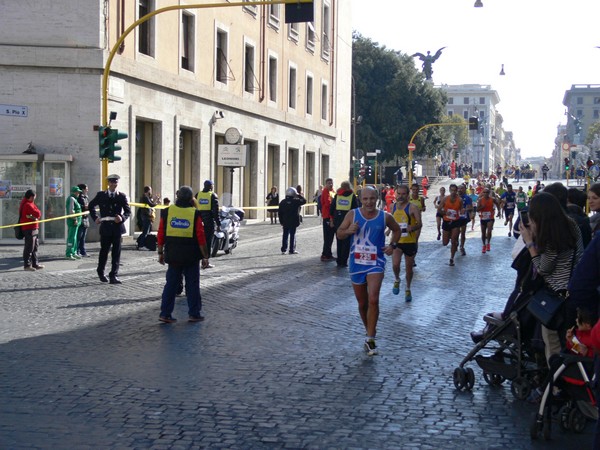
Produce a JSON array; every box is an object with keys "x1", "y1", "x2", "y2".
[{"x1": 210, "y1": 206, "x2": 244, "y2": 257}]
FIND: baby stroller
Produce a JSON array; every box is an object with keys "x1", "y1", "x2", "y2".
[
  {"x1": 530, "y1": 353, "x2": 598, "y2": 440},
  {"x1": 453, "y1": 247, "x2": 546, "y2": 399}
]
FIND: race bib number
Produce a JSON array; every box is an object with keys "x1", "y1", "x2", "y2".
[
  {"x1": 445, "y1": 209, "x2": 458, "y2": 220},
  {"x1": 481, "y1": 211, "x2": 491, "y2": 220},
  {"x1": 506, "y1": 202, "x2": 514, "y2": 209},
  {"x1": 353, "y1": 244, "x2": 377, "y2": 266},
  {"x1": 400, "y1": 222, "x2": 408, "y2": 237}
]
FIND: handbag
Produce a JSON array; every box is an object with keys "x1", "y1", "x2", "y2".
[
  {"x1": 14, "y1": 203, "x2": 24, "y2": 240},
  {"x1": 526, "y1": 249, "x2": 576, "y2": 331},
  {"x1": 527, "y1": 287, "x2": 565, "y2": 331}
]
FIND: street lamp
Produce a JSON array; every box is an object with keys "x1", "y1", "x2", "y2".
[{"x1": 351, "y1": 76, "x2": 363, "y2": 186}]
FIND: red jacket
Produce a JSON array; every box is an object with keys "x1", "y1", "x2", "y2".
[
  {"x1": 567, "y1": 328, "x2": 595, "y2": 358},
  {"x1": 321, "y1": 187, "x2": 334, "y2": 219},
  {"x1": 19, "y1": 198, "x2": 41, "y2": 231}
]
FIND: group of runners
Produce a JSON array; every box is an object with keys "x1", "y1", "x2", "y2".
[{"x1": 340, "y1": 180, "x2": 527, "y2": 356}]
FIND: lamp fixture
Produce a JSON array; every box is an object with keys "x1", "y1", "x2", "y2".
[
  {"x1": 474, "y1": 0, "x2": 483, "y2": 7},
  {"x1": 499, "y1": 64, "x2": 505, "y2": 76}
]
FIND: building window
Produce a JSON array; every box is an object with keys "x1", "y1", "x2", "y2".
[
  {"x1": 288, "y1": 23, "x2": 299, "y2": 42},
  {"x1": 244, "y1": 44, "x2": 256, "y2": 94},
  {"x1": 138, "y1": 0, "x2": 155, "y2": 56},
  {"x1": 463, "y1": 97, "x2": 469, "y2": 105},
  {"x1": 268, "y1": 56, "x2": 277, "y2": 102},
  {"x1": 577, "y1": 110, "x2": 583, "y2": 117},
  {"x1": 321, "y1": 3, "x2": 331, "y2": 60},
  {"x1": 306, "y1": 75, "x2": 313, "y2": 115},
  {"x1": 594, "y1": 110, "x2": 600, "y2": 119},
  {"x1": 288, "y1": 65, "x2": 297, "y2": 110},
  {"x1": 577, "y1": 97, "x2": 583, "y2": 105},
  {"x1": 479, "y1": 97, "x2": 485, "y2": 105},
  {"x1": 181, "y1": 12, "x2": 195, "y2": 71},
  {"x1": 321, "y1": 82, "x2": 328, "y2": 120},
  {"x1": 463, "y1": 110, "x2": 469, "y2": 119},
  {"x1": 268, "y1": 4, "x2": 280, "y2": 29},
  {"x1": 216, "y1": 29, "x2": 228, "y2": 84},
  {"x1": 448, "y1": 97, "x2": 454, "y2": 105},
  {"x1": 306, "y1": 22, "x2": 316, "y2": 53},
  {"x1": 243, "y1": 0, "x2": 257, "y2": 16},
  {"x1": 447, "y1": 110, "x2": 453, "y2": 117}
]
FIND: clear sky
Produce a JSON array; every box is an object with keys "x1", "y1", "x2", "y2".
[{"x1": 350, "y1": 0, "x2": 600, "y2": 159}]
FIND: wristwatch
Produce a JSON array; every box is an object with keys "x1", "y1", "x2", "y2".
[{"x1": 390, "y1": 243, "x2": 398, "y2": 249}]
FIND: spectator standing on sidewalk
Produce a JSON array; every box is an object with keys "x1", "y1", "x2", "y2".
[
  {"x1": 136, "y1": 185, "x2": 159, "y2": 250},
  {"x1": 65, "y1": 186, "x2": 82, "y2": 260},
  {"x1": 266, "y1": 186, "x2": 279, "y2": 224},
  {"x1": 278, "y1": 187, "x2": 306, "y2": 255},
  {"x1": 20, "y1": 189, "x2": 44, "y2": 271},
  {"x1": 88, "y1": 174, "x2": 131, "y2": 284},
  {"x1": 336, "y1": 186, "x2": 401, "y2": 356},
  {"x1": 320, "y1": 178, "x2": 336, "y2": 261},
  {"x1": 157, "y1": 186, "x2": 209, "y2": 324},
  {"x1": 76, "y1": 183, "x2": 90, "y2": 257},
  {"x1": 330, "y1": 181, "x2": 358, "y2": 267},
  {"x1": 195, "y1": 180, "x2": 220, "y2": 268}
]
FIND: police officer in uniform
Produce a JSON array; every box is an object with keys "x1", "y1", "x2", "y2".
[
  {"x1": 88, "y1": 174, "x2": 131, "y2": 284},
  {"x1": 157, "y1": 186, "x2": 209, "y2": 323},
  {"x1": 195, "y1": 180, "x2": 220, "y2": 268},
  {"x1": 330, "y1": 181, "x2": 358, "y2": 267}
]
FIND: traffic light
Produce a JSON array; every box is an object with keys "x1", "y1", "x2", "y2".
[
  {"x1": 99, "y1": 126, "x2": 111, "y2": 159},
  {"x1": 367, "y1": 165, "x2": 372, "y2": 176},
  {"x1": 468, "y1": 117, "x2": 479, "y2": 131},
  {"x1": 412, "y1": 160, "x2": 417, "y2": 170},
  {"x1": 564, "y1": 157, "x2": 570, "y2": 171},
  {"x1": 285, "y1": 1, "x2": 314, "y2": 23},
  {"x1": 107, "y1": 128, "x2": 128, "y2": 162},
  {"x1": 454, "y1": 151, "x2": 459, "y2": 159}
]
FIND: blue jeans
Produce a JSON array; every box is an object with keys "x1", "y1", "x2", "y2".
[
  {"x1": 137, "y1": 216, "x2": 152, "y2": 248},
  {"x1": 281, "y1": 226, "x2": 297, "y2": 253},
  {"x1": 160, "y1": 262, "x2": 202, "y2": 318},
  {"x1": 77, "y1": 226, "x2": 88, "y2": 255}
]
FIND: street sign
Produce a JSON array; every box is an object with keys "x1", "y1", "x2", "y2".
[
  {"x1": 217, "y1": 144, "x2": 247, "y2": 167},
  {"x1": 408, "y1": 143, "x2": 416, "y2": 152},
  {"x1": 453, "y1": 144, "x2": 458, "y2": 149},
  {"x1": 562, "y1": 142, "x2": 570, "y2": 151},
  {"x1": 366, "y1": 152, "x2": 377, "y2": 156}
]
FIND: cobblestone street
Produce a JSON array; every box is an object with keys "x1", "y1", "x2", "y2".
[{"x1": 0, "y1": 187, "x2": 594, "y2": 449}]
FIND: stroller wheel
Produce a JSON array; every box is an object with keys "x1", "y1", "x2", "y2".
[
  {"x1": 465, "y1": 368, "x2": 475, "y2": 390},
  {"x1": 559, "y1": 405, "x2": 571, "y2": 431},
  {"x1": 453, "y1": 367, "x2": 466, "y2": 390},
  {"x1": 511, "y1": 377, "x2": 531, "y2": 400},
  {"x1": 569, "y1": 407, "x2": 587, "y2": 433},
  {"x1": 483, "y1": 371, "x2": 505, "y2": 386},
  {"x1": 530, "y1": 414, "x2": 542, "y2": 440}
]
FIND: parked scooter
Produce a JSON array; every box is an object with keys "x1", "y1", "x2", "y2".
[{"x1": 210, "y1": 206, "x2": 244, "y2": 257}]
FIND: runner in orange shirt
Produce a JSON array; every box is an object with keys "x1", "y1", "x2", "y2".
[
  {"x1": 477, "y1": 188, "x2": 499, "y2": 253},
  {"x1": 438, "y1": 184, "x2": 462, "y2": 266}
]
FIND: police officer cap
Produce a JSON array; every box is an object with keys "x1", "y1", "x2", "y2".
[
  {"x1": 286, "y1": 187, "x2": 297, "y2": 197},
  {"x1": 204, "y1": 180, "x2": 214, "y2": 188},
  {"x1": 177, "y1": 186, "x2": 194, "y2": 203},
  {"x1": 107, "y1": 174, "x2": 120, "y2": 181}
]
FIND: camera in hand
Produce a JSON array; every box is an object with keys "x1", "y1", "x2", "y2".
[{"x1": 520, "y1": 211, "x2": 529, "y2": 227}]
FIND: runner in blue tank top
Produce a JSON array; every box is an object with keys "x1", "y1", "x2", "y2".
[{"x1": 337, "y1": 186, "x2": 401, "y2": 356}]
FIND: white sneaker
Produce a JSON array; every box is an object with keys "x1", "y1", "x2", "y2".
[{"x1": 364, "y1": 339, "x2": 378, "y2": 356}]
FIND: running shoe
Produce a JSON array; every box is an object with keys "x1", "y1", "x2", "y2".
[
  {"x1": 364, "y1": 339, "x2": 378, "y2": 356},
  {"x1": 486, "y1": 243, "x2": 491, "y2": 252},
  {"x1": 482, "y1": 245, "x2": 486, "y2": 254},
  {"x1": 449, "y1": 258, "x2": 455, "y2": 266},
  {"x1": 392, "y1": 280, "x2": 400, "y2": 295},
  {"x1": 460, "y1": 247, "x2": 466, "y2": 256},
  {"x1": 437, "y1": 232, "x2": 441, "y2": 241},
  {"x1": 405, "y1": 290, "x2": 412, "y2": 302},
  {"x1": 508, "y1": 231, "x2": 512, "y2": 237}
]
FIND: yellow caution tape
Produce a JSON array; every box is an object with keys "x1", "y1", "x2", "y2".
[{"x1": 0, "y1": 211, "x2": 90, "y2": 229}]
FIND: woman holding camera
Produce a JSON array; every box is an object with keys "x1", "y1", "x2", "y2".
[{"x1": 519, "y1": 192, "x2": 583, "y2": 364}]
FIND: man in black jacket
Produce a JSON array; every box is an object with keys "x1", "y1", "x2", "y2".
[
  {"x1": 544, "y1": 183, "x2": 591, "y2": 248},
  {"x1": 88, "y1": 174, "x2": 131, "y2": 284},
  {"x1": 195, "y1": 180, "x2": 220, "y2": 268},
  {"x1": 278, "y1": 187, "x2": 306, "y2": 255}
]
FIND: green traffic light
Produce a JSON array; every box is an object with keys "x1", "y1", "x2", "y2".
[{"x1": 107, "y1": 128, "x2": 128, "y2": 162}]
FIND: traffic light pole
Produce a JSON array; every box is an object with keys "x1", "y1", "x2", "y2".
[
  {"x1": 407, "y1": 122, "x2": 463, "y2": 187},
  {"x1": 100, "y1": 0, "x2": 312, "y2": 189}
]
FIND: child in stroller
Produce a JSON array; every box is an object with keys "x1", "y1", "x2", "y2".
[{"x1": 453, "y1": 246, "x2": 546, "y2": 397}]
